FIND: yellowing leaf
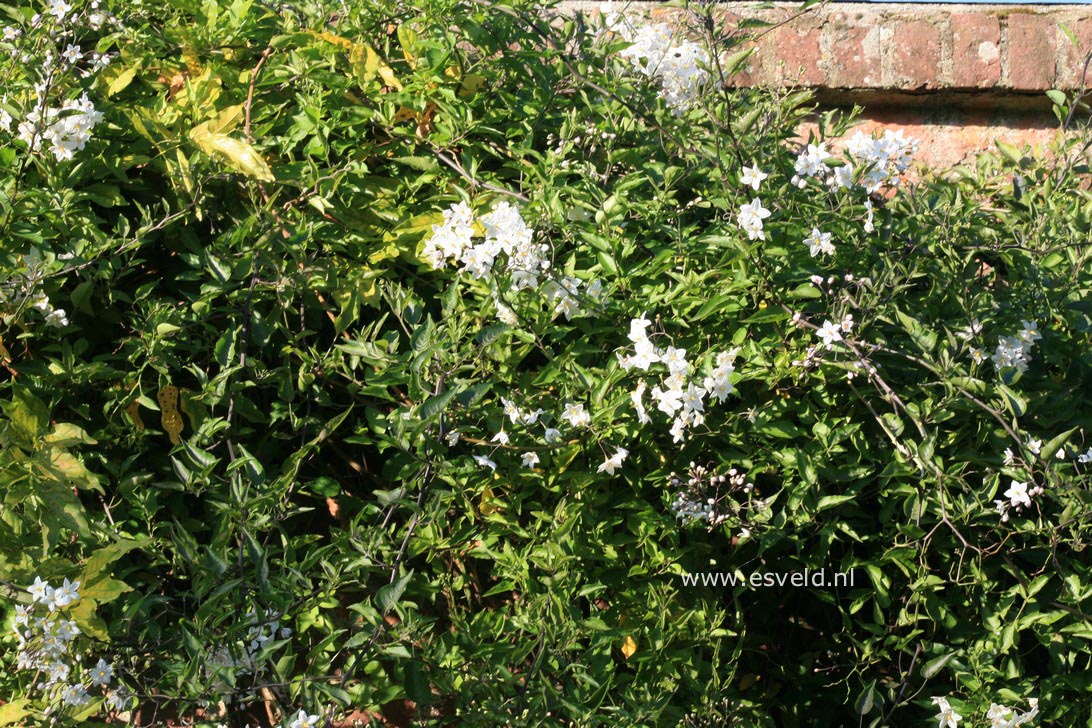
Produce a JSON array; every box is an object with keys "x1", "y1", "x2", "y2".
[
  {"x1": 312, "y1": 31, "x2": 401, "y2": 90},
  {"x1": 620, "y1": 635, "x2": 637, "y2": 659},
  {"x1": 0, "y1": 699, "x2": 33, "y2": 726},
  {"x1": 458, "y1": 74, "x2": 487, "y2": 97},
  {"x1": 479, "y1": 486, "x2": 502, "y2": 515},
  {"x1": 106, "y1": 65, "x2": 139, "y2": 97},
  {"x1": 205, "y1": 104, "x2": 244, "y2": 134},
  {"x1": 125, "y1": 399, "x2": 145, "y2": 431},
  {"x1": 157, "y1": 385, "x2": 184, "y2": 445},
  {"x1": 189, "y1": 126, "x2": 275, "y2": 182}
]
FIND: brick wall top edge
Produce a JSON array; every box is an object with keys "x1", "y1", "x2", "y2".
[{"x1": 560, "y1": 1, "x2": 1092, "y2": 92}]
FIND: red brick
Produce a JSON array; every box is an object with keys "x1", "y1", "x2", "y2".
[
  {"x1": 951, "y1": 13, "x2": 1001, "y2": 88},
  {"x1": 826, "y1": 23, "x2": 881, "y2": 88},
  {"x1": 1007, "y1": 14, "x2": 1056, "y2": 90},
  {"x1": 716, "y1": 13, "x2": 762, "y2": 87},
  {"x1": 893, "y1": 20, "x2": 942, "y2": 90},
  {"x1": 1059, "y1": 17, "x2": 1092, "y2": 88},
  {"x1": 770, "y1": 26, "x2": 824, "y2": 86}
]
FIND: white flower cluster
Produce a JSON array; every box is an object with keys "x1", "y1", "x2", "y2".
[
  {"x1": 619, "y1": 314, "x2": 740, "y2": 443},
  {"x1": 988, "y1": 321, "x2": 1042, "y2": 373},
  {"x1": 1, "y1": 248, "x2": 70, "y2": 327},
  {"x1": 932, "y1": 696, "x2": 1039, "y2": 728},
  {"x1": 841, "y1": 129, "x2": 919, "y2": 192},
  {"x1": 736, "y1": 197, "x2": 772, "y2": 241},
  {"x1": 994, "y1": 478, "x2": 1045, "y2": 522},
  {"x1": 14, "y1": 577, "x2": 126, "y2": 712},
  {"x1": 16, "y1": 92, "x2": 103, "y2": 161},
  {"x1": 791, "y1": 132, "x2": 918, "y2": 192},
  {"x1": 600, "y1": 6, "x2": 711, "y2": 114},
  {"x1": 815, "y1": 314, "x2": 855, "y2": 347},
  {"x1": 2, "y1": 0, "x2": 116, "y2": 164},
  {"x1": 205, "y1": 609, "x2": 292, "y2": 678},
  {"x1": 423, "y1": 201, "x2": 550, "y2": 286},
  {"x1": 670, "y1": 463, "x2": 758, "y2": 532}
]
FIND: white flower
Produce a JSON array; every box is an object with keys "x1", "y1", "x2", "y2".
[
  {"x1": 48, "y1": 0, "x2": 73, "y2": 21},
  {"x1": 289, "y1": 710, "x2": 322, "y2": 728},
  {"x1": 1003, "y1": 447, "x2": 1014, "y2": 465},
  {"x1": 1078, "y1": 447, "x2": 1092, "y2": 464},
  {"x1": 561, "y1": 402, "x2": 591, "y2": 428},
  {"x1": 543, "y1": 427, "x2": 562, "y2": 444},
  {"x1": 61, "y1": 44, "x2": 81, "y2": 64},
  {"x1": 831, "y1": 163, "x2": 855, "y2": 190},
  {"x1": 521, "y1": 452, "x2": 539, "y2": 468},
  {"x1": 816, "y1": 320, "x2": 843, "y2": 346},
  {"x1": 625, "y1": 337, "x2": 661, "y2": 371},
  {"x1": 28, "y1": 577, "x2": 51, "y2": 604},
  {"x1": 61, "y1": 683, "x2": 89, "y2": 706},
  {"x1": 1017, "y1": 320, "x2": 1042, "y2": 344},
  {"x1": 650, "y1": 385, "x2": 683, "y2": 417},
  {"x1": 473, "y1": 455, "x2": 497, "y2": 471},
  {"x1": 932, "y1": 697, "x2": 962, "y2": 728},
  {"x1": 803, "y1": 227, "x2": 834, "y2": 257},
  {"x1": 45, "y1": 308, "x2": 69, "y2": 327},
  {"x1": 1027, "y1": 438, "x2": 1042, "y2": 456},
  {"x1": 501, "y1": 398, "x2": 522, "y2": 424},
  {"x1": 1003, "y1": 480, "x2": 1031, "y2": 509},
  {"x1": 956, "y1": 318, "x2": 983, "y2": 341},
  {"x1": 737, "y1": 198, "x2": 771, "y2": 241},
  {"x1": 495, "y1": 302, "x2": 518, "y2": 325},
  {"x1": 89, "y1": 658, "x2": 112, "y2": 687},
  {"x1": 631, "y1": 381, "x2": 651, "y2": 425},
  {"x1": 661, "y1": 346, "x2": 688, "y2": 375},
  {"x1": 681, "y1": 384, "x2": 706, "y2": 414},
  {"x1": 491, "y1": 431, "x2": 510, "y2": 446},
  {"x1": 597, "y1": 447, "x2": 629, "y2": 475},
  {"x1": 51, "y1": 578, "x2": 79, "y2": 608},
  {"x1": 739, "y1": 164, "x2": 767, "y2": 191},
  {"x1": 628, "y1": 314, "x2": 653, "y2": 343},
  {"x1": 445, "y1": 430, "x2": 460, "y2": 446}
]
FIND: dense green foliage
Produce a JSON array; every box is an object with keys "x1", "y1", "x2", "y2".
[{"x1": 1, "y1": 0, "x2": 1091, "y2": 725}]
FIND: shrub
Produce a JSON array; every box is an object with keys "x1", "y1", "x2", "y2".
[{"x1": 1, "y1": 0, "x2": 1091, "y2": 725}]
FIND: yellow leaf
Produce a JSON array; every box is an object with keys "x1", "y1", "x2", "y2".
[
  {"x1": 0, "y1": 699, "x2": 33, "y2": 726},
  {"x1": 458, "y1": 74, "x2": 487, "y2": 97},
  {"x1": 479, "y1": 486, "x2": 502, "y2": 515},
  {"x1": 124, "y1": 399, "x2": 145, "y2": 431},
  {"x1": 312, "y1": 31, "x2": 401, "y2": 90},
  {"x1": 175, "y1": 147, "x2": 194, "y2": 196},
  {"x1": 620, "y1": 635, "x2": 637, "y2": 659},
  {"x1": 157, "y1": 385, "x2": 184, "y2": 445},
  {"x1": 189, "y1": 126, "x2": 275, "y2": 182},
  {"x1": 205, "y1": 104, "x2": 244, "y2": 134},
  {"x1": 106, "y1": 65, "x2": 138, "y2": 97}
]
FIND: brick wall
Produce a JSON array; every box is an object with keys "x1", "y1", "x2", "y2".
[{"x1": 563, "y1": 2, "x2": 1092, "y2": 169}]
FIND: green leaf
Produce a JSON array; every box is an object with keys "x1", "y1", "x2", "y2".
[
  {"x1": 1041, "y1": 426, "x2": 1078, "y2": 461},
  {"x1": 475, "y1": 323, "x2": 510, "y2": 345},
  {"x1": 84, "y1": 539, "x2": 151, "y2": 582},
  {"x1": 420, "y1": 389, "x2": 456, "y2": 421},
  {"x1": 376, "y1": 570, "x2": 413, "y2": 612},
  {"x1": 854, "y1": 681, "x2": 877, "y2": 715},
  {"x1": 921, "y1": 652, "x2": 954, "y2": 679},
  {"x1": 80, "y1": 575, "x2": 132, "y2": 603},
  {"x1": 106, "y1": 65, "x2": 139, "y2": 97},
  {"x1": 816, "y1": 494, "x2": 854, "y2": 512}
]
